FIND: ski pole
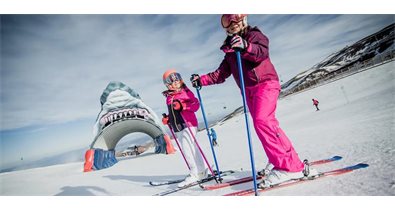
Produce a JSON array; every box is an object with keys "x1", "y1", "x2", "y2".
[
  {"x1": 169, "y1": 126, "x2": 191, "y2": 170},
  {"x1": 179, "y1": 112, "x2": 220, "y2": 183},
  {"x1": 235, "y1": 50, "x2": 258, "y2": 196},
  {"x1": 194, "y1": 87, "x2": 222, "y2": 182},
  {"x1": 163, "y1": 114, "x2": 191, "y2": 170}
]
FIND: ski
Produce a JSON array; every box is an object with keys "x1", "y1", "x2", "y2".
[
  {"x1": 149, "y1": 179, "x2": 185, "y2": 186},
  {"x1": 149, "y1": 169, "x2": 235, "y2": 187},
  {"x1": 223, "y1": 162, "x2": 369, "y2": 196},
  {"x1": 200, "y1": 155, "x2": 342, "y2": 190},
  {"x1": 152, "y1": 170, "x2": 235, "y2": 196}
]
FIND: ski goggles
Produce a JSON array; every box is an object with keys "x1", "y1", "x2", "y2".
[
  {"x1": 221, "y1": 14, "x2": 246, "y2": 28},
  {"x1": 163, "y1": 72, "x2": 183, "y2": 85}
]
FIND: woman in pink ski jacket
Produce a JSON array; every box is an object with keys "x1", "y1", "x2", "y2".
[
  {"x1": 191, "y1": 14, "x2": 317, "y2": 187},
  {"x1": 312, "y1": 99, "x2": 320, "y2": 111}
]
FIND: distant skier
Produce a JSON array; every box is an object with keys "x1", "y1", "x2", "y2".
[
  {"x1": 190, "y1": 14, "x2": 318, "y2": 188},
  {"x1": 161, "y1": 69, "x2": 208, "y2": 188},
  {"x1": 210, "y1": 128, "x2": 218, "y2": 146},
  {"x1": 312, "y1": 98, "x2": 320, "y2": 111}
]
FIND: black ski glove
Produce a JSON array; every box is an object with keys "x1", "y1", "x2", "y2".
[{"x1": 190, "y1": 74, "x2": 202, "y2": 89}]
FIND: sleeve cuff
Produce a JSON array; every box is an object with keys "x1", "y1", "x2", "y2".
[{"x1": 200, "y1": 75, "x2": 209, "y2": 86}]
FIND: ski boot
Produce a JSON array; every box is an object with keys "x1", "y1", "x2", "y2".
[
  {"x1": 303, "y1": 159, "x2": 320, "y2": 179},
  {"x1": 257, "y1": 163, "x2": 274, "y2": 176},
  {"x1": 257, "y1": 169, "x2": 304, "y2": 189}
]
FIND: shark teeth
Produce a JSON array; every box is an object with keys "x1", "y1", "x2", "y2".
[{"x1": 99, "y1": 108, "x2": 151, "y2": 127}]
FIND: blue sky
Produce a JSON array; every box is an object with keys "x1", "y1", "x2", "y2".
[{"x1": 1, "y1": 14, "x2": 393, "y2": 170}]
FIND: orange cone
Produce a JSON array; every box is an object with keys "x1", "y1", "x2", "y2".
[
  {"x1": 83, "y1": 149, "x2": 95, "y2": 172},
  {"x1": 164, "y1": 134, "x2": 176, "y2": 154}
]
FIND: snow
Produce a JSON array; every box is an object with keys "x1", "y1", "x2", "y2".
[{"x1": 1, "y1": 62, "x2": 394, "y2": 207}]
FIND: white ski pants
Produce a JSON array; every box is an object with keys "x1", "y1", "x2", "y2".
[{"x1": 175, "y1": 126, "x2": 206, "y2": 176}]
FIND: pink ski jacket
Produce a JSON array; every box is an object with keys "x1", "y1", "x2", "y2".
[
  {"x1": 164, "y1": 86, "x2": 200, "y2": 131},
  {"x1": 200, "y1": 26, "x2": 279, "y2": 88}
]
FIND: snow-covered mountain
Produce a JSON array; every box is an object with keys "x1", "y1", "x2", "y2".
[{"x1": 281, "y1": 23, "x2": 394, "y2": 93}]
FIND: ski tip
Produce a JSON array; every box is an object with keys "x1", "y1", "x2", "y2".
[
  {"x1": 332, "y1": 156, "x2": 343, "y2": 160},
  {"x1": 356, "y1": 163, "x2": 369, "y2": 168},
  {"x1": 149, "y1": 181, "x2": 153, "y2": 185},
  {"x1": 344, "y1": 163, "x2": 369, "y2": 171}
]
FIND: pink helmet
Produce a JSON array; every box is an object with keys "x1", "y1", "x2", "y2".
[
  {"x1": 163, "y1": 69, "x2": 183, "y2": 85},
  {"x1": 221, "y1": 14, "x2": 248, "y2": 28}
]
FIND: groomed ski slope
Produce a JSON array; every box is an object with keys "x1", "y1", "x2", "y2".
[{"x1": 0, "y1": 61, "x2": 394, "y2": 196}]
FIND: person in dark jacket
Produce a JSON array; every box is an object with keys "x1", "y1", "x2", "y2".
[{"x1": 191, "y1": 14, "x2": 317, "y2": 187}]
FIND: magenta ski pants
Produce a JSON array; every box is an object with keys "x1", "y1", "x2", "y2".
[{"x1": 245, "y1": 80, "x2": 304, "y2": 172}]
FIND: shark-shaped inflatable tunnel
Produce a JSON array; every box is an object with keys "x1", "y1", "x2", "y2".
[{"x1": 83, "y1": 81, "x2": 175, "y2": 172}]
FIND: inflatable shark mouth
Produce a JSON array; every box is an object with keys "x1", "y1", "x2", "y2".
[
  {"x1": 98, "y1": 108, "x2": 151, "y2": 130},
  {"x1": 90, "y1": 81, "x2": 166, "y2": 151}
]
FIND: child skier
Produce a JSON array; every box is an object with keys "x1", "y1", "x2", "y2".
[
  {"x1": 190, "y1": 14, "x2": 317, "y2": 188},
  {"x1": 161, "y1": 69, "x2": 209, "y2": 188}
]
